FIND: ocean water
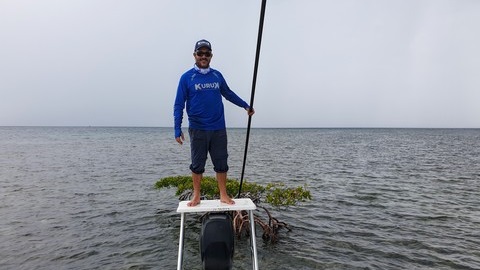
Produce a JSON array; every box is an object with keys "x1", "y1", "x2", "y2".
[{"x1": 1, "y1": 127, "x2": 479, "y2": 270}]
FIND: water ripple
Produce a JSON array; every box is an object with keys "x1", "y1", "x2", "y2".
[{"x1": 1, "y1": 127, "x2": 479, "y2": 269}]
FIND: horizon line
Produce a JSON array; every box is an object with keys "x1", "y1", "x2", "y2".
[{"x1": 1, "y1": 125, "x2": 479, "y2": 129}]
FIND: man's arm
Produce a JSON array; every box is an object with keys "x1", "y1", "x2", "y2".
[
  {"x1": 174, "y1": 77, "x2": 187, "y2": 141},
  {"x1": 218, "y1": 74, "x2": 249, "y2": 109}
]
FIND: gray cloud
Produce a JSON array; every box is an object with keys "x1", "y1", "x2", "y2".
[{"x1": 1, "y1": 0, "x2": 479, "y2": 128}]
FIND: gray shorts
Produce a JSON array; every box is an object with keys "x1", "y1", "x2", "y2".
[{"x1": 188, "y1": 128, "x2": 229, "y2": 174}]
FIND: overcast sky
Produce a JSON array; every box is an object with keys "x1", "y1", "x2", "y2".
[{"x1": 1, "y1": 0, "x2": 479, "y2": 128}]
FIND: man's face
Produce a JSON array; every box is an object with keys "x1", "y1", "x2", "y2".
[{"x1": 194, "y1": 47, "x2": 212, "y2": 69}]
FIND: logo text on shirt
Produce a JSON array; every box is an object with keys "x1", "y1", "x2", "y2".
[{"x1": 195, "y1": 82, "x2": 220, "y2": 91}]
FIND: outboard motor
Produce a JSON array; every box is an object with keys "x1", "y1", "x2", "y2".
[{"x1": 200, "y1": 212, "x2": 234, "y2": 270}]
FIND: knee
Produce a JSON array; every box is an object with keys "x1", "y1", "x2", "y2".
[
  {"x1": 190, "y1": 164, "x2": 205, "y2": 174},
  {"x1": 213, "y1": 163, "x2": 229, "y2": 173}
]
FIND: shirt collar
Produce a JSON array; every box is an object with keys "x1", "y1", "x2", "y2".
[{"x1": 194, "y1": 64, "x2": 211, "y2": 74}]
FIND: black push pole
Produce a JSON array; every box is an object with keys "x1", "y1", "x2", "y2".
[{"x1": 237, "y1": 0, "x2": 267, "y2": 198}]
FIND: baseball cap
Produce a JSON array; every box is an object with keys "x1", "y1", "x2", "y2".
[{"x1": 194, "y1": 39, "x2": 212, "y2": 51}]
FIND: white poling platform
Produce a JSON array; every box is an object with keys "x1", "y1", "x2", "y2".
[
  {"x1": 177, "y1": 198, "x2": 256, "y2": 213},
  {"x1": 176, "y1": 198, "x2": 259, "y2": 270}
]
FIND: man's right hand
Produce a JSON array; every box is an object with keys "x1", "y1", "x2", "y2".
[{"x1": 175, "y1": 132, "x2": 185, "y2": 145}]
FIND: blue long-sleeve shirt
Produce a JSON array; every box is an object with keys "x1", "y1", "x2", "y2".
[{"x1": 173, "y1": 67, "x2": 249, "y2": 138}]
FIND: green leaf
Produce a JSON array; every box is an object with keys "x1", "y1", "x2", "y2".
[{"x1": 154, "y1": 176, "x2": 311, "y2": 207}]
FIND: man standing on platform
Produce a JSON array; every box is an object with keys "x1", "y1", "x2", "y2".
[{"x1": 173, "y1": 39, "x2": 254, "y2": 207}]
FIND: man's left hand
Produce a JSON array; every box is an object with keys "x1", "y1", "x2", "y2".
[{"x1": 246, "y1": 107, "x2": 255, "y2": 116}]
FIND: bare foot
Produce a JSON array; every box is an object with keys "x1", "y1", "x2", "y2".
[
  {"x1": 187, "y1": 197, "x2": 201, "y2": 207},
  {"x1": 220, "y1": 196, "x2": 235, "y2": 205}
]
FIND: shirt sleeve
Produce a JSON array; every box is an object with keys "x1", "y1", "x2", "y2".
[
  {"x1": 218, "y1": 73, "x2": 249, "y2": 109},
  {"x1": 173, "y1": 75, "x2": 187, "y2": 138}
]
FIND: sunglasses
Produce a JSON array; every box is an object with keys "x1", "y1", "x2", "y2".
[{"x1": 195, "y1": 51, "x2": 212, "y2": 57}]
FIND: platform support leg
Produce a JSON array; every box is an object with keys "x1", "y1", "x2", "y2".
[
  {"x1": 177, "y1": 213, "x2": 185, "y2": 270},
  {"x1": 248, "y1": 210, "x2": 259, "y2": 270}
]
